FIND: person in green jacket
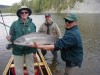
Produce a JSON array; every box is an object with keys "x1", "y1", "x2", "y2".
[{"x1": 6, "y1": 6, "x2": 37, "y2": 75}]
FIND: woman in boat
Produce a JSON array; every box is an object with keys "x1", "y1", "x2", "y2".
[{"x1": 6, "y1": 6, "x2": 37, "y2": 75}]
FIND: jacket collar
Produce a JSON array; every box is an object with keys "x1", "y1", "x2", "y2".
[{"x1": 18, "y1": 17, "x2": 32, "y2": 24}]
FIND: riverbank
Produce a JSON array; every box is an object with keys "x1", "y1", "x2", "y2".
[{"x1": 44, "y1": 0, "x2": 100, "y2": 13}]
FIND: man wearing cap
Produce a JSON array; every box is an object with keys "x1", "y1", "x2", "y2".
[
  {"x1": 30, "y1": 13, "x2": 83, "y2": 75},
  {"x1": 38, "y1": 13, "x2": 61, "y2": 59},
  {"x1": 6, "y1": 6, "x2": 37, "y2": 75}
]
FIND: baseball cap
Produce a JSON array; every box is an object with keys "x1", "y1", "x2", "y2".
[
  {"x1": 64, "y1": 13, "x2": 78, "y2": 21},
  {"x1": 45, "y1": 13, "x2": 51, "y2": 17}
]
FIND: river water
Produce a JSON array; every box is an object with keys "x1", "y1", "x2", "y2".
[{"x1": 0, "y1": 13, "x2": 100, "y2": 75}]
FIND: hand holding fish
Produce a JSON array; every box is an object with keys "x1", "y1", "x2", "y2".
[
  {"x1": 28, "y1": 42, "x2": 37, "y2": 48},
  {"x1": 28, "y1": 42, "x2": 54, "y2": 51},
  {"x1": 30, "y1": 42, "x2": 37, "y2": 48},
  {"x1": 28, "y1": 42, "x2": 42, "y2": 49}
]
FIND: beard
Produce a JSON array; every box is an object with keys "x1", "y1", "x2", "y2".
[{"x1": 46, "y1": 19, "x2": 51, "y2": 25}]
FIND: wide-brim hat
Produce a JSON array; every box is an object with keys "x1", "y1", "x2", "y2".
[
  {"x1": 16, "y1": 6, "x2": 32, "y2": 17},
  {"x1": 64, "y1": 13, "x2": 78, "y2": 21}
]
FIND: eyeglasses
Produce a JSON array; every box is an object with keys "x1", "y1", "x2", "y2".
[
  {"x1": 20, "y1": 12, "x2": 28, "y2": 14},
  {"x1": 65, "y1": 19, "x2": 73, "y2": 23}
]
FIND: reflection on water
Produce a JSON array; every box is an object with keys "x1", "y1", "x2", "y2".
[{"x1": 0, "y1": 13, "x2": 100, "y2": 75}]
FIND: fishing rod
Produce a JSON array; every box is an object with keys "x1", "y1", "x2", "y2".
[
  {"x1": 0, "y1": 10, "x2": 9, "y2": 35},
  {"x1": 0, "y1": 10, "x2": 12, "y2": 50},
  {"x1": 0, "y1": 21, "x2": 10, "y2": 28}
]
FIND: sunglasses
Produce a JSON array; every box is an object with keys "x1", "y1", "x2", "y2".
[
  {"x1": 65, "y1": 19, "x2": 73, "y2": 23},
  {"x1": 20, "y1": 12, "x2": 28, "y2": 14}
]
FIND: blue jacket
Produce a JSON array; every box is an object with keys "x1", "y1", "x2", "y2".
[{"x1": 54, "y1": 25, "x2": 83, "y2": 67}]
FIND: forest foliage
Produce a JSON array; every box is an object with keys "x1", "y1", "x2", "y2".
[{"x1": 1, "y1": 0, "x2": 83, "y2": 13}]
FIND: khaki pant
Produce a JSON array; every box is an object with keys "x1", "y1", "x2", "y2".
[
  {"x1": 13, "y1": 53, "x2": 34, "y2": 75},
  {"x1": 64, "y1": 66, "x2": 80, "y2": 75}
]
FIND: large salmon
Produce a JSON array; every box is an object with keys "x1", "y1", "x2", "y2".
[{"x1": 14, "y1": 32, "x2": 57, "y2": 46}]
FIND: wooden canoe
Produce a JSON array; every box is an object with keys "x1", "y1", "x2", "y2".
[{"x1": 3, "y1": 50, "x2": 52, "y2": 75}]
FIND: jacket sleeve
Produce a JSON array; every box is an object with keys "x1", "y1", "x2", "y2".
[{"x1": 54, "y1": 32, "x2": 77, "y2": 50}]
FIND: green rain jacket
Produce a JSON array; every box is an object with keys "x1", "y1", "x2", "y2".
[{"x1": 10, "y1": 17, "x2": 37, "y2": 55}]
